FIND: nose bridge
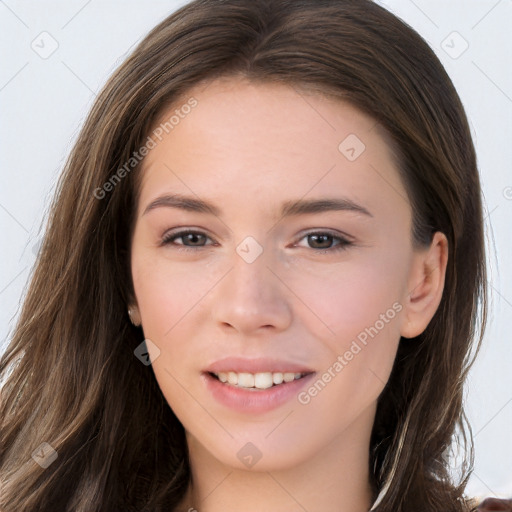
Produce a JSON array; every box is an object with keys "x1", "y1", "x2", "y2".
[
  {"x1": 211, "y1": 234, "x2": 292, "y2": 333},
  {"x1": 231, "y1": 234, "x2": 277, "y2": 303}
]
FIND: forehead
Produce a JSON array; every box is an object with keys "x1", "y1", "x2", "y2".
[{"x1": 136, "y1": 77, "x2": 410, "y2": 224}]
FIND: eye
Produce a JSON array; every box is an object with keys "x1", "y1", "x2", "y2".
[
  {"x1": 161, "y1": 229, "x2": 215, "y2": 252},
  {"x1": 160, "y1": 229, "x2": 353, "y2": 254},
  {"x1": 295, "y1": 231, "x2": 353, "y2": 253}
]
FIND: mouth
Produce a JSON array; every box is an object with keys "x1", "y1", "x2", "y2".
[
  {"x1": 208, "y1": 371, "x2": 313, "y2": 390},
  {"x1": 202, "y1": 357, "x2": 316, "y2": 412}
]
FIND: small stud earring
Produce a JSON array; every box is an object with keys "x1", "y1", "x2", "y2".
[{"x1": 128, "y1": 308, "x2": 141, "y2": 327}]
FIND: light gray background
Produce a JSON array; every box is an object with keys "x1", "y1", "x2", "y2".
[{"x1": 1, "y1": 0, "x2": 511, "y2": 501}]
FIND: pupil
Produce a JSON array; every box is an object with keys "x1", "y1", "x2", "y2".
[
  {"x1": 187, "y1": 233, "x2": 203, "y2": 245},
  {"x1": 311, "y1": 234, "x2": 331, "y2": 248}
]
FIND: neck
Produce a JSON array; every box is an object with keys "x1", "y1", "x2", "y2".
[{"x1": 176, "y1": 403, "x2": 377, "y2": 512}]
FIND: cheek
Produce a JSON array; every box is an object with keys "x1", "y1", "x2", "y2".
[
  {"x1": 290, "y1": 254, "x2": 406, "y2": 350},
  {"x1": 131, "y1": 249, "x2": 216, "y2": 340},
  {"x1": 288, "y1": 251, "x2": 406, "y2": 409},
  {"x1": 294, "y1": 267, "x2": 403, "y2": 438},
  {"x1": 130, "y1": 252, "x2": 207, "y2": 409}
]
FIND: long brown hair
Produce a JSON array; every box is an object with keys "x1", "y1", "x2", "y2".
[{"x1": 0, "y1": 1, "x2": 487, "y2": 510}]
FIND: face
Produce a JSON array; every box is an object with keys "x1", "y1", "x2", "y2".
[{"x1": 129, "y1": 77, "x2": 437, "y2": 473}]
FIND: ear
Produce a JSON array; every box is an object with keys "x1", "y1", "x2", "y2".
[{"x1": 400, "y1": 231, "x2": 448, "y2": 339}]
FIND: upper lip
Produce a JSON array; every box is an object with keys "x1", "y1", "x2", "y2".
[{"x1": 204, "y1": 357, "x2": 315, "y2": 374}]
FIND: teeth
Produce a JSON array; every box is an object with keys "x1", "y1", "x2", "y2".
[
  {"x1": 272, "y1": 372, "x2": 284, "y2": 385},
  {"x1": 254, "y1": 372, "x2": 273, "y2": 389},
  {"x1": 214, "y1": 371, "x2": 306, "y2": 389},
  {"x1": 238, "y1": 372, "x2": 255, "y2": 387}
]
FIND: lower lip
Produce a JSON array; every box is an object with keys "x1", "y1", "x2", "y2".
[{"x1": 202, "y1": 372, "x2": 316, "y2": 413}]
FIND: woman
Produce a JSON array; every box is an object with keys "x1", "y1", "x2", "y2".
[{"x1": 0, "y1": 0, "x2": 506, "y2": 510}]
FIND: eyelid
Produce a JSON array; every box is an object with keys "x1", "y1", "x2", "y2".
[{"x1": 293, "y1": 228, "x2": 354, "y2": 244}]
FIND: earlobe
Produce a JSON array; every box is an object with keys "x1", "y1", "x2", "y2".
[
  {"x1": 127, "y1": 305, "x2": 142, "y2": 327},
  {"x1": 400, "y1": 232, "x2": 448, "y2": 339}
]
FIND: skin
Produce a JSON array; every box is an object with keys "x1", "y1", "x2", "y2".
[{"x1": 129, "y1": 76, "x2": 448, "y2": 512}]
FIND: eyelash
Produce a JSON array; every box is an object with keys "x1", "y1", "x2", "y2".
[{"x1": 160, "y1": 229, "x2": 353, "y2": 254}]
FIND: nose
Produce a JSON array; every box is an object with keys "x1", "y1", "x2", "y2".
[{"x1": 210, "y1": 244, "x2": 293, "y2": 336}]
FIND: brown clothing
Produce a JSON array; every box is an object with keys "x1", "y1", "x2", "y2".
[{"x1": 477, "y1": 498, "x2": 512, "y2": 511}]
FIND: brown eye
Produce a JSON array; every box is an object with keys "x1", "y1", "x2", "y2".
[
  {"x1": 308, "y1": 233, "x2": 335, "y2": 249},
  {"x1": 296, "y1": 231, "x2": 353, "y2": 253},
  {"x1": 161, "y1": 230, "x2": 214, "y2": 251}
]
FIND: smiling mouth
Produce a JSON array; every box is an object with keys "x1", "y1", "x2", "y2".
[{"x1": 209, "y1": 371, "x2": 312, "y2": 390}]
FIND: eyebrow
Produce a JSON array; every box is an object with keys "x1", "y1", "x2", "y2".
[{"x1": 142, "y1": 193, "x2": 373, "y2": 218}]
